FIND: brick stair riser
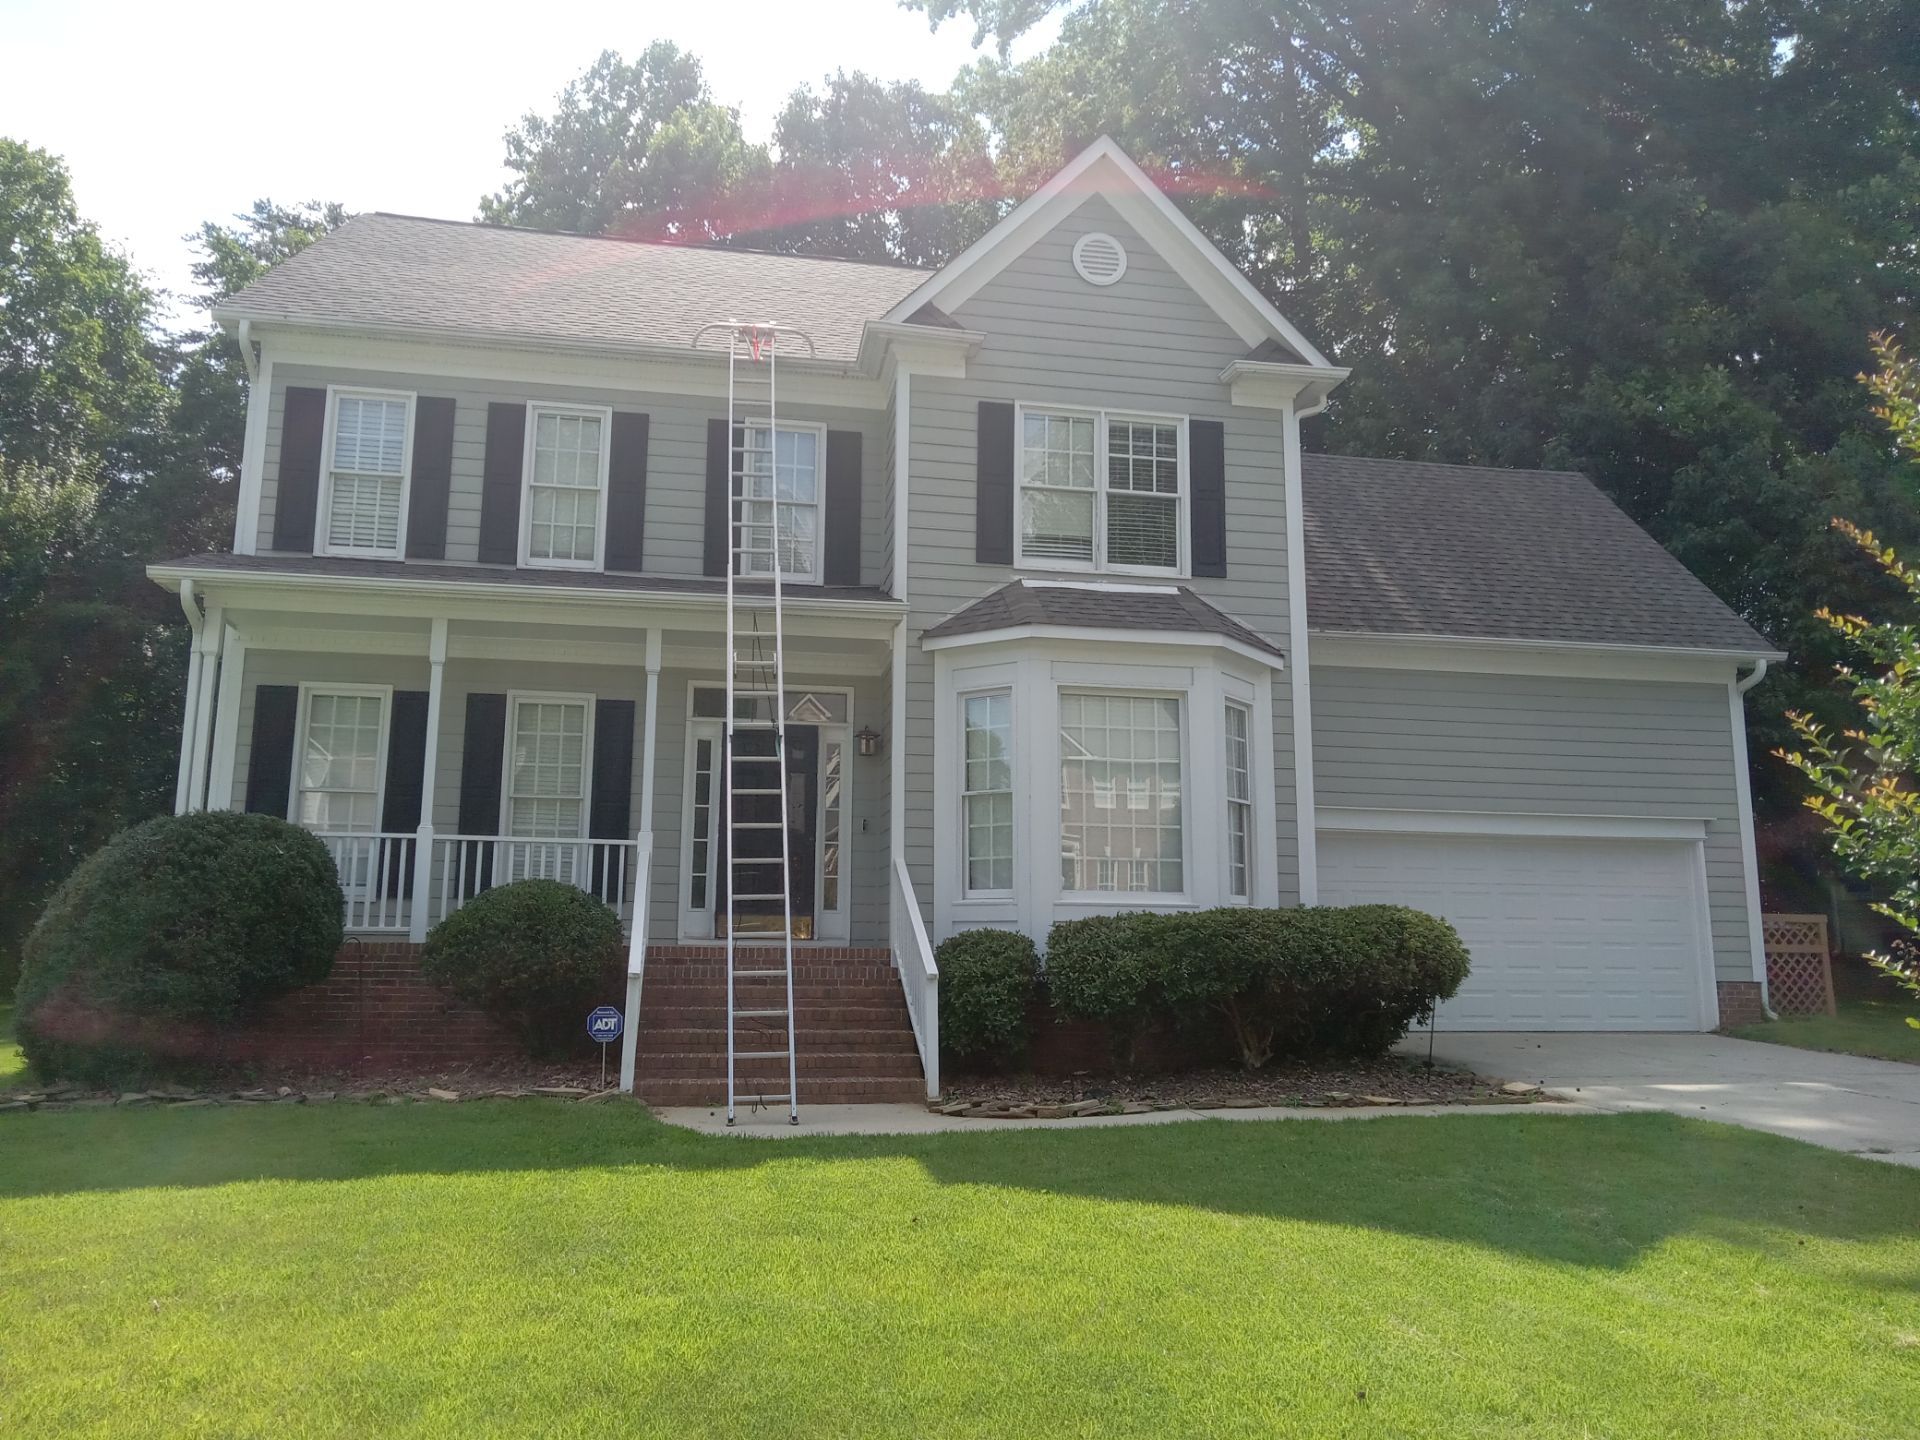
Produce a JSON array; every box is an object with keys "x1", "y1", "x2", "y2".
[
  {"x1": 634, "y1": 1078, "x2": 928, "y2": 1106},
  {"x1": 636, "y1": 1029, "x2": 919, "y2": 1055},
  {"x1": 638, "y1": 1009, "x2": 914, "y2": 1032},
  {"x1": 639, "y1": 984, "x2": 910, "y2": 1005},
  {"x1": 637, "y1": 1052, "x2": 926, "y2": 1080}
]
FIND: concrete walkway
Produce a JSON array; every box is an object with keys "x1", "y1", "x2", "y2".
[
  {"x1": 655, "y1": 1099, "x2": 1600, "y2": 1138},
  {"x1": 1411, "y1": 1031, "x2": 1920, "y2": 1168}
]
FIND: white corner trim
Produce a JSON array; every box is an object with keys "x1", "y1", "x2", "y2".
[
  {"x1": 1316, "y1": 807, "x2": 1712, "y2": 843},
  {"x1": 892, "y1": 365, "x2": 911, "y2": 601},
  {"x1": 921, "y1": 623, "x2": 1284, "y2": 673},
  {"x1": 882, "y1": 136, "x2": 1334, "y2": 370},
  {"x1": 1283, "y1": 405, "x2": 1317, "y2": 903},
  {"x1": 1727, "y1": 678, "x2": 1771, "y2": 994}
]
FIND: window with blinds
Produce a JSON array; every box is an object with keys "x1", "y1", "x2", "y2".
[
  {"x1": 506, "y1": 697, "x2": 590, "y2": 840},
  {"x1": 1016, "y1": 407, "x2": 1184, "y2": 575},
  {"x1": 325, "y1": 392, "x2": 410, "y2": 555}
]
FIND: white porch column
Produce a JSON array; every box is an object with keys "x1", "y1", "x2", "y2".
[
  {"x1": 185, "y1": 602, "x2": 225, "y2": 811},
  {"x1": 621, "y1": 626, "x2": 662, "y2": 1093},
  {"x1": 173, "y1": 581, "x2": 203, "y2": 814},
  {"x1": 410, "y1": 618, "x2": 449, "y2": 942},
  {"x1": 207, "y1": 628, "x2": 248, "y2": 810}
]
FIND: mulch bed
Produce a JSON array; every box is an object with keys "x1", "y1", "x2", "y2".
[
  {"x1": 936, "y1": 1055, "x2": 1547, "y2": 1119},
  {"x1": 0, "y1": 1058, "x2": 619, "y2": 1113}
]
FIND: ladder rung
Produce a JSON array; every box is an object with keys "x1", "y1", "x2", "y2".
[
  {"x1": 734, "y1": 1008, "x2": 788, "y2": 1018},
  {"x1": 734, "y1": 1093, "x2": 792, "y2": 1104},
  {"x1": 734, "y1": 1049, "x2": 791, "y2": 1060},
  {"x1": 730, "y1": 821, "x2": 784, "y2": 830},
  {"x1": 730, "y1": 891, "x2": 788, "y2": 900},
  {"x1": 730, "y1": 787, "x2": 783, "y2": 796}
]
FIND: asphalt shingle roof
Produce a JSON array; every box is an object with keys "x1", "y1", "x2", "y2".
[
  {"x1": 1303, "y1": 454, "x2": 1777, "y2": 654},
  {"x1": 216, "y1": 214, "x2": 931, "y2": 365},
  {"x1": 923, "y1": 581, "x2": 1285, "y2": 659}
]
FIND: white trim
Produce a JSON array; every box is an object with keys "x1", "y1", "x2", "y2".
[
  {"x1": 233, "y1": 352, "x2": 272, "y2": 555},
  {"x1": 1311, "y1": 629, "x2": 1784, "y2": 680},
  {"x1": 289, "y1": 682, "x2": 394, "y2": 829},
  {"x1": 891, "y1": 366, "x2": 911, "y2": 601},
  {"x1": 1282, "y1": 405, "x2": 1317, "y2": 903},
  {"x1": 208, "y1": 629, "x2": 247, "y2": 810},
  {"x1": 923, "y1": 622, "x2": 1283, "y2": 674},
  {"x1": 1315, "y1": 807, "x2": 1712, "y2": 843},
  {"x1": 1024, "y1": 579, "x2": 1180, "y2": 595},
  {"x1": 499, "y1": 690, "x2": 597, "y2": 842},
  {"x1": 186, "y1": 603, "x2": 224, "y2": 811},
  {"x1": 1727, "y1": 677, "x2": 1771, "y2": 996},
  {"x1": 883, "y1": 136, "x2": 1334, "y2": 371},
  {"x1": 315, "y1": 385, "x2": 416, "y2": 560},
  {"x1": 1219, "y1": 359, "x2": 1350, "y2": 413},
  {"x1": 1690, "y1": 836, "x2": 1723, "y2": 1028},
  {"x1": 517, "y1": 401, "x2": 613, "y2": 572},
  {"x1": 1012, "y1": 402, "x2": 1189, "y2": 578},
  {"x1": 174, "y1": 580, "x2": 203, "y2": 814}
]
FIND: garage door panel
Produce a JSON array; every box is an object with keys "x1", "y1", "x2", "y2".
[{"x1": 1318, "y1": 832, "x2": 1707, "y2": 1031}]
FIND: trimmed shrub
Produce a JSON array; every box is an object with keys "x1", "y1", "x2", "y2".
[
  {"x1": 1041, "y1": 904, "x2": 1472, "y2": 1069},
  {"x1": 937, "y1": 928, "x2": 1040, "y2": 1068},
  {"x1": 14, "y1": 811, "x2": 344, "y2": 1083},
  {"x1": 1042, "y1": 912, "x2": 1175, "y2": 1066},
  {"x1": 419, "y1": 880, "x2": 620, "y2": 1057}
]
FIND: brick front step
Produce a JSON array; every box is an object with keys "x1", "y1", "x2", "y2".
[
  {"x1": 633, "y1": 1076, "x2": 929, "y2": 1106},
  {"x1": 639, "y1": 1005, "x2": 912, "y2": 1028},
  {"x1": 637, "y1": 1028, "x2": 919, "y2": 1055},
  {"x1": 639, "y1": 984, "x2": 911, "y2": 1006}
]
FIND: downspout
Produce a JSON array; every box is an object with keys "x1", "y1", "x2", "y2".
[
  {"x1": 1733, "y1": 658, "x2": 1777, "y2": 1019},
  {"x1": 173, "y1": 580, "x2": 205, "y2": 813},
  {"x1": 234, "y1": 319, "x2": 259, "y2": 383}
]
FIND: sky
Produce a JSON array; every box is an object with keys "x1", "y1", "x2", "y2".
[{"x1": 0, "y1": 0, "x2": 1057, "y2": 323}]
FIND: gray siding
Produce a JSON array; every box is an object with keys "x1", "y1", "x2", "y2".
[
  {"x1": 904, "y1": 194, "x2": 1301, "y2": 909},
  {"x1": 1310, "y1": 665, "x2": 1755, "y2": 982},
  {"x1": 228, "y1": 651, "x2": 888, "y2": 944},
  {"x1": 259, "y1": 366, "x2": 888, "y2": 588}
]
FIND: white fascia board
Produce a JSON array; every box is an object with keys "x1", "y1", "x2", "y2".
[
  {"x1": 921, "y1": 622, "x2": 1284, "y2": 673},
  {"x1": 1219, "y1": 359, "x2": 1350, "y2": 412},
  {"x1": 229, "y1": 318, "x2": 886, "y2": 409},
  {"x1": 1309, "y1": 629, "x2": 1786, "y2": 682},
  {"x1": 145, "y1": 562, "x2": 904, "y2": 631},
  {"x1": 882, "y1": 136, "x2": 1335, "y2": 370},
  {"x1": 1316, "y1": 807, "x2": 1711, "y2": 843}
]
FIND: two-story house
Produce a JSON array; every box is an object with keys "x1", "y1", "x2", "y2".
[{"x1": 151, "y1": 138, "x2": 1782, "y2": 1104}]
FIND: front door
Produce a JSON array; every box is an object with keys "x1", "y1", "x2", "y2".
[{"x1": 715, "y1": 723, "x2": 819, "y2": 939}]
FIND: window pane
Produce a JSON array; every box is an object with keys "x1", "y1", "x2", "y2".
[
  {"x1": 508, "y1": 700, "x2": 588, "y2": 839},
  {"x1": 1021, "y1": 489, "x2": 1095, "y2": 563},
  {"x1": 297, "y1": 691, "x2": 383, "y2": 835},
  {"x1": 527, "y1": 410, "x2": 604, "y2": 562},
  {"x1": 333, "y1": 397, "x2": 406, "y2": 475},
  {"x1": 327, "y1": 471, "x2": 403, "y2": 552},
  {"x1": 1107, "y1": 421, "x2": 1180, "y2": 494},
  {"x1": 1105, "y1": 492, "x2": 1178, "y2": 569},
  {"x1": 962, "y1": 692, "x2": 1014, "y2": 894},
  {"x1": 1225, "y1": 703, "x2": 1252, "y2": 899},
  {"x1": 1060, "y1": 692, "x2": 1182, "y2": 893},
  {"x1": 821, "y1": 740, "x2": 842, "y2": 913}
]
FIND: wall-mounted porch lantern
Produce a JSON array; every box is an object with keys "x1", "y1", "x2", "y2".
[{"x1": 856, "y1": 726, "x2": 884, "y2": 758}]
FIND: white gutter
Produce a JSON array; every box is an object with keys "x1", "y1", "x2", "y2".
[
  {"x1": 1736, "y1": 657, "x2": 1769, "y2": 692},
  {"x1": 234, "y1": 319, "x2": 258, "y2": 383}
]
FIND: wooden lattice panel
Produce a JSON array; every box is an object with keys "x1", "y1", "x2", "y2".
[{"x1": 1762, "y1": 913, "x2": 1836, "y2": 1017}]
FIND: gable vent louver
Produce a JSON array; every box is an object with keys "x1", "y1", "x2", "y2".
[{"x1": 1071, "y1": 232, "x2": 1128, "y2": 287}]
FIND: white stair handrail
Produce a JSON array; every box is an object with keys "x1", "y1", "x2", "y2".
[{"x1": 891, "y1": 857, "x2": 940, "y2": 1100}]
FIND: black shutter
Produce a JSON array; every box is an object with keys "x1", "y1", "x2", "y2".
[
  {"x1": 703, "y1": 417, "x2": 730, "y2": 577},
  {"x1": 976, "y1": 401, "x2": 1015, "y2": 565},
  {"x1": 379, "y1": 691, "x2": 430, "y2": 897},
  {"x1": 272, "y1": 387, "x2": 327, "y2": 553},
  {"x1": 823, "y1": 429, "x2": 863, "y2": 586},
  {"x1": 589, "y1": 699, "x2": 636, "y2": 901},
  {"x1": 1190, "y1": 418, "x2": 1227, "y2": 578},
  {"x1": 478, "y1": 403, "x2": 525, "y2": 565},
  {"x1": 605, "y1": 412, "x2": 649, "y2": 572},
  {"x1": 405, "y1": 398, "x2": 456, "y2": 560},
  {"x1": 457, "y1": 693, "x2": 508, "y2": 891},
  {"x1": 244, "y1": 685, "x2": 299, "y2": 816}
]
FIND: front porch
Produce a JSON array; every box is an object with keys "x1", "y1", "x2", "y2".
[{"x1": 153, "y1": 560, "x2": 939, "y2": 1099}]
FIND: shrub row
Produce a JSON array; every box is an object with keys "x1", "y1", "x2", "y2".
[{"x1": 938, "y1": 905, "x2": 1471, "y2": 1072}]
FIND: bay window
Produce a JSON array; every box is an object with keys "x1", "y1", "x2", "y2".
[
  {"x1": 1059, "y1": 692, "x2": 1183, "y2": 894},
  {"x1": 1224, "y1": 701, "x2": 1252, "y2": 900},
  {"x1": 962, "y1": 691, "x2": 1014, "y2": 895},
  {"x1": 1017, "y1": 407, "x2": 1185, "y2": 574},
  {"x1": 321, "y1": 390, "x2": 412, "y2": 557}
]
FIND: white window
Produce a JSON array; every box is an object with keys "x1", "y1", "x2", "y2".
[
  {"x1": 1224, "y1": 701, "x2": 1252, "y2": 900},
  {"x1": 738, "y1": 421, "x2": 824, "y2": 582},
  {"x1": 503, "y1": 697, "x2": 593, "y2": 887},
  {"x1": 1059, "y1": 693, "x2": 1183, "y2": 894},
  {"x1": 522, "y1": 405, "x2": 610, "y2": 569},
  {"x1": 962, "y1": 691, "x2": 1014, "y2": 895},
  {"x1": 294, "y1": 688, "x2": 387, "y2": 833},
  {"x1": 1017, "y1": 407, "x2": 1185, "y2": 575},
  {"x1": 321, "y1": 390, "x2": 412, "y2": 557}
]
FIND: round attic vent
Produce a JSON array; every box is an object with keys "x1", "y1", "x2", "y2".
[{"x1": 1071, "y1": 231, "x2": 1127, "y2": 287}]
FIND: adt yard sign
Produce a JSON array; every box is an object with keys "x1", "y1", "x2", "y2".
[{"x1": 587, "y1": 1006, "x2": 624, "y2": 1043}]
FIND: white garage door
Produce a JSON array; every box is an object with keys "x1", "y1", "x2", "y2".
[{"x1": 1317, "y1": 831, "x2": 1709, "y2": 1031}]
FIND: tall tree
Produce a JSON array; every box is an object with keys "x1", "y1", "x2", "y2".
[{"x1": 479, "y1": 44, "x2": 768, "y2": 239}]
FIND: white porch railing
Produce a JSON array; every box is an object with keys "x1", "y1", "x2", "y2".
[
  {"x1": 311, "y1": 832, "x2": 642, "y2": 935},
  {"x1": 891, "y1": 857, "x2": 940, "y2": 1100}
]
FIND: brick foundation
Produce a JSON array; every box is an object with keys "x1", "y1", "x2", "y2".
[{"x1": 1716, "y1": 980, "x2": 1767, "y2": 1029}]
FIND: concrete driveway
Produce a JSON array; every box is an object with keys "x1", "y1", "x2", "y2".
[{"x1": 1411, "y1": 1031, "x2": 1920, "y2": 1167}]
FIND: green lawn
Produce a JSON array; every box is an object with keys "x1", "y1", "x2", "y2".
[
  {"x1": 1731, "y1": 996, "x2": 1920, "y2": 1064},
  {"x1": 3, "y1": 1106, "x2": 1917, "y2": 1436}
]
